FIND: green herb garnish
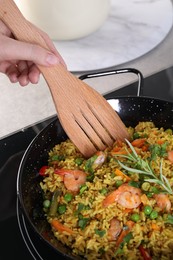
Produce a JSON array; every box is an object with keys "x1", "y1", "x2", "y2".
[
  {"x1": 85, "y1": 155, "x2": 98, "y2": 173},
  {"x1": 78, "y1": 217, "x2": 90, "y2": 230},
  {"x1": 95, "y1": 229, "x2": 106, "y2": 237},
  {"x1": 115, "y1": 232, "x2": 133, "y2": 256},
  {"x1": 128, "y1": 180, "x2": 140, "y2": 188},
  {"x1": 74, "y1": 203, "x2": 90, "y2": 216},
  {"x1": 79, "y1": 184, "x2": 88, "y2": 195},
  {"x1": 51, "y1": 154, "x2": 65, "y2": 161},
  {"x1": 75, "y1": 157, "x2": 84, "y2": 165},
  {"x1": 114, "y1": 139, "x2": 173, "y2": 194},
  {"x1": 165, "y1": 214, "x2": 173, "y2": 225},
  {"x1": 149, "y1": 142, "x2": 168, "y2": 160},
  {"x1": 99, "y1": 188, "x2": 108, "y2": 195}
]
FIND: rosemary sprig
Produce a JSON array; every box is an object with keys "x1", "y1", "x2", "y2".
[{"x1": 114, "y1": 139, "x2": 173, "y2": 194}]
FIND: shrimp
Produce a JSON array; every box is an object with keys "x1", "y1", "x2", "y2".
[
  {"x1": 108, "y1": 217, "x2": 122, "y2": 241},
  {"x1": 154, "y1": 193, "x2": 171, "y2": 212},
  {"x1": 103, "y1": 183, "x2": 142, "y2": 209},
  {"x1": 55, "y1": 169, "x2": 86, "y2": 192},
  {"x1": 85, "y1": 151, "x2": 107, "y2": 172},
  {"x1": 92, "y1": 151, "x2": 107, "y2": 169}
]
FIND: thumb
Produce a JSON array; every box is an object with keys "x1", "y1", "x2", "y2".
[{"x1": 0, "y1": 35, "x2": 62, "y2": 66}]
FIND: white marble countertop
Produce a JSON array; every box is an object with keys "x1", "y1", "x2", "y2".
[
  {"x1": 0, "y1": 0, "x2": 173, "y2": 139},
  {"x1": 56, "y1": 0, "x2": 173, "y2": 72}
]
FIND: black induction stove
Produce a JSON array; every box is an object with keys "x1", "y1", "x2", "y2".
[{"x1": 1, "y1": 66, "x2": 173, "y2": 260}]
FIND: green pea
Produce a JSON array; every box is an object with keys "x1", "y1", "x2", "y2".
[
  {"x1": 144, "y1": 205, "x2": 153, "y2": 215},
  {"x1": 130, "y1": 213, "x2": 140, "y2": 222},
  {"x1": 150, "y1": 210, "x2": 158, "y2": 220},
  {"x1": 99, "y1": 188, "x2": 108, "y2": 195},
  {"x1": 43, "y1": 199, "x2": 50, "y2": 208},
  {"x1": 58, "y1": 204, "x2": 66, "y2": 214},
  {"x1": 64, "y1": 193, "x2": 73, "y2": 202},
  {"x1": 115, "y1": 180, "x2": 123, "y2": 188}
]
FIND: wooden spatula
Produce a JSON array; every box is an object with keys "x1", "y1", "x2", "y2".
[{"x1": 0, "y1": 0, "x2": 129, "y2": 157}]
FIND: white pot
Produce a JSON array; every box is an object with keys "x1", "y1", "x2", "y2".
[{"x1": 14, "y1": 0, "x2": 110, "y2": 40}]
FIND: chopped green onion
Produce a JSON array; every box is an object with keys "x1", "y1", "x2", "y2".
[
  {"x1": 118, "y1": 232, "x2": 133, "y2": 249},
  {"x1": 145, "y1": 192, "x2": 153, "y2": 198},
  {"x1": 86, "y1": 173, "x2": 94, "y2": 182},
  {"x1": 115, "y1": 180, "x2": 123, "y2": 188},
  {"x1": 165, "y1": 214, "x2": 173, "y2": 224},
  {"x1": 149, "y1": 186, "x2": 159, "y2": 194},
  {"x1": 128, "y1": 180, "x2": 140, "y2": 188},
  {"x1": 51, "y1": 154, "x2": 65, "y2": 161},
  {"x1": 77, "y1": 203, "x2": 85, "y2": 212},
  {"x1": 79, "y1": 184, "x2": 88, "y2": 195},
  {"x1": 114, "y1": 247, "x2": 124, "y2": 257},
  {"x1": 99, "y1": 188, "x2": 108, "y2": 195},
  {"x1": 114, "y1": 139, "x2": 173, "y2": 195},
  {"x1": 149, "y1": 142, "x2": 168, "y2": 160},
  {"x1": 75, "y1": 158, "x2": 84, "y2": 165},
  {"x1": 123, "y1": 232, "x2": 133, "y2": 243},
  {"x1": 78, "y1": 218, "x2": 90, "y2": 230},
  {"x1": 85, "y1": 155, "x2": 98, "y2": 173},
  {"x1": 133, "y1": 132, "x2": 140, "y2": 140},
  {"x1": 95, "y1": 229, "x2": 106, "y2": 237}
]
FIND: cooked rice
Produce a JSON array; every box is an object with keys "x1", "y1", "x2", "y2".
[{"x1": 40, "y1": 122, "x2": 173, "y2": 259}]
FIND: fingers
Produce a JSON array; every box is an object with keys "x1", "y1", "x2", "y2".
[
  {"x1": 0, "y1": 34, "x2": 61, "y2": 86},
  {"x1": 9, "y1": 62, "x2": 40, "y2": 86},
  {"x1": 0, "y1": 34, "x2": 62, "y2": 67},
  {"x1": 28, "y1": 64, "x2": 40, "y2": 84},
  {"x1": 0, "y1": 20, "x2": 67, "y2": 86},
  {"x1": 28, "y1": 22, "x2": 67, "y2": 68},
  {"x1": 16, "y1": 61, "x2": 30, "y2": 86},
  {"x1": 3, "y1": 60, "x2": 40, "y2": 86},
  {"x1": 6, "y1": 64, "x2": 20, "y2": 83},
  {"x1": 0, "y1": 20, "x2": 12, "y2": 36}
]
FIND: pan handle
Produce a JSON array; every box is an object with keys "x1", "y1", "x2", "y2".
[{"x1": 79, "y1": 68, "x2": 143, "y2": 97}]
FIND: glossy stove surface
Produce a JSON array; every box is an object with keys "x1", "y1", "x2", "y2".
[{"x1": 1, "y1": 66, "x2": 173, "y2": 260}]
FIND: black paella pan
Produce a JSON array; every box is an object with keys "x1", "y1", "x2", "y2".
[{"x1": 17, "y1": 68, "x2": 173, "y2": 259}]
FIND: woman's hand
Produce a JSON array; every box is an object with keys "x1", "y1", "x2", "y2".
[{"x1": 0, "y1": 20, "x2": 66, "y2": 86}]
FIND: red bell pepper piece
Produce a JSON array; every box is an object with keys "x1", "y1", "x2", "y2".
[
  {"x1": 139, "y1": 245, "x2": 152, "y2": 260},
  {"x1": 39, "y1": 166, "x2": 48, "y2": 176}
]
